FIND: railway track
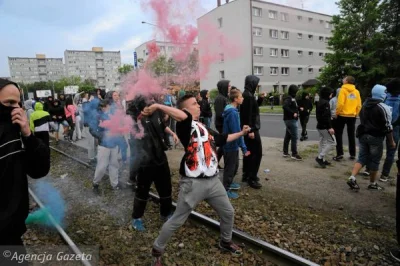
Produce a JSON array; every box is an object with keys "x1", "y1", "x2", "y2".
[
  {"x1": 28, "y1": 187, "x2": 92, "y2": 266},
  {"x1": 49, "y1": 145, "x2": 319, "y2": 266}
]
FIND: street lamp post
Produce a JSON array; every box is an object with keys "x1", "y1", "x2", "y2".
[{"x1": 142, "y1": 21, "x2": 168, "y2": 87}]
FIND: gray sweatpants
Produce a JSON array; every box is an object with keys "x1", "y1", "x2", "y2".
[
  {"x1": 86, "y1": 131, "x2": 96, "y2": 160},
  {"x1": 153, "y1": 176, "x2": 234, "y2": 253},
  {"x1": 93, "y1": 146, "x2": 119, "y2": 188},
  {"x1": 318, "y1": 129, "x2": 337, "y2": 158}
]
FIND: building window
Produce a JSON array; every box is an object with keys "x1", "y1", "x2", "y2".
[
  {"x1": 281, "y1": 31, "x2": 289, "y2": 40},
  {"x1": 319, "y1": 36, "x2": 324, "y2": 42},
  {"x1": 270, "y1": 29, "x2": 278, "y2": 39},
  {"x1": 297, "y1": 33, "x2": 303, "y2": 39},
  {"x1": 308, "y1": 17, "x2": 313, "y2": 22},
  {"x1": 220, "y1": 53, "x2": 224, "y2": 62},
  {"x1": 325, "y1": 37, "x2": 331, "y2": 43},
  {"x1": 319, "y1": 68, "x2": 323, "y2": 73},
  {"x1": 282, "y1": 85, "x2": 288, "y2": 93},
  {"x1": 281, "y1": 67, "x2": 289, "y2": 75},
  {"x1": 253, "y1": 27, "x2": 262, "y2": 36},
  {"x1": 308, "y1": 34, "x2": 313, "y2": 40},
  {"x1": 281, "y1": 12, "x2": 289, "y2": 21},
  {"x1": 325, "y1": 22, "x2": 331, "y2": 29},
  {"x1": 319, "y1": 52, "x2": 324, "y2": 57},
  {"x1": 254, "y1": 66, "x2": 263, "y2": 75},
  {"x1": 273, "y1": 85, "x2": 279, "y2": 93},
  {"x1": 309, "y1": 51, "x2": 314, "y2": 56},
  {"x1": 308, "y1": 68, "x2": 313, "y2": 74},
  {"x1": 168, "y1": 46, "x2": 175, "y2": 52},
  {"x1": 270, "y1": 48, "x2": 278, "y2": 57},
  {"x1": 298, "y1": 50, "x2": 303, "y2": 56},
  {"x1": 269, "y1": 10, "x2": 278, "y2": 19},
  {"x1": 270, "y1": 67, "x2": 278, "y2": 75},
  {"x1": 298, "y1": 15, "x2": 302, "y2": 20},
  {"x1": 298, "y1": 68, "x2": 303, "y2": 74},
  {"x1": 220, "y1": 70, "x2": 225, "y2": 79},
  {"x1": 218, "y1": 18, "x2": 223, "y2": 28},
  {"x1": 253, "y1": 7, "x2": 262, "y2": 17},
  {"x1": 253, "y1": 47, "x2": 263, "y2": 55},
  {"x1": 281, "y1": 49, "x2": 289, "y2": 58}
]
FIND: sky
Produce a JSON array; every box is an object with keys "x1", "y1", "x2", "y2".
[{"x1": 0, "y1": 0, "x2": 339, "y2": 77}]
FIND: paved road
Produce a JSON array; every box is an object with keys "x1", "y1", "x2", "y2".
[{"x1": 258, "y1": 114, "x2": 360, "y2": 146}]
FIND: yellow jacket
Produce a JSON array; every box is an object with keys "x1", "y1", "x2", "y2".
[{"x1": 336, "y1": 84, "x2": 362, "y2": 117}]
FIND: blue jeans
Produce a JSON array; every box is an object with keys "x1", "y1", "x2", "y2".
[
  {"x1": 357, "y1": 134, "x2": 385, "y2": 171},
  {"x1": 382, "y1": 126, "x2": 400, "y2": 176},
  {"x1": 283, "y1": 119, "x2": 298, "y2": 155}
]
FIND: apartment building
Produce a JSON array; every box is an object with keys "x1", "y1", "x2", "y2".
[
  {"x1": 198, "y1": 0, "x2": 333, "y2": 93},
  {"x1": 64, "y1": 47, "x2": 121, "y2": 90},
  {"x1": 8, "y1": 54, "x2": 64, "y2": 84},
  {"x1": 135, "y1": 40, "x2": 198, "y2": 64}
]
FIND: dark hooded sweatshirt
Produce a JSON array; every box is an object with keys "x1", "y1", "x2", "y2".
[
  {"x1": 359, "y1": 98, "x2": 393, "y2": 137},
  {"x1": 297, "y1": 92, "x2": 313, "y2": 117},
  {"x1": 0, "y1": 79, "x2": 50, "y2": 239},
  {"x1": 43, "y1": 96, "x2": 53, "y2": 112},
  {"x1": 48, "y1": 99, "x2": 66, "y2": 122},
  {"x1": 199, "y1": 90, "x2": 212, "y2": 118},
  {"x1": 240, "y1": 75, "x2": 261, "y2": 131},
  {"x1": 283, "y1": 85, "x2": 299, "y2": 121},
  {"x1": 316, "y1": 87, "x2": 333, "y2": 130},
  {"x1": 214, "y1": 80, "x2": 230, "y2": 131}
]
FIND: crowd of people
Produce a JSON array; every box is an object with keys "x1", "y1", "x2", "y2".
[{"x1": 2, "y1": 74, "x2": 400, "y2": 265}]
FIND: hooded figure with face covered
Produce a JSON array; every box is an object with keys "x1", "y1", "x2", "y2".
[
  {"x1": 240, "y1": 75, "x2": 263, "y2": 189},
  {"x1": 347, "y1": 84, "x2": 395, "y2": 192},
  {"x1": 315, "y1": 87, "x2": 336, "y2": 168},
  {"x1": 0, "y1": 78, "x2": 50, "y2": 264},
  {"x1": 214, "y1": 80, "x2": 231, "y2": 167},
  {"x1": 283, "y1": 85, "x2": 302, "y2": 160}
]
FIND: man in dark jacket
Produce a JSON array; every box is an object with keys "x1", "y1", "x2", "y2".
[
  {"x1": 214, "y1": 80, "x2": 230, "y2": 167},
  {"x1": 0, "y1": 78, "x2": 50, "y2": 265},
  {"x1": 199, "y1": 90, "x2": 212, "y2": 128},
  {"x1": 347, "y1": 85, "x2": 395, "y2": 191},
  {"x1": 43, "y1": 95, "x2": 54, "y2": 112},
  {"x1": 315, "y1": 87, "x2": 336, "y2": 168},
  {"x1": 283, "y1": 85, "x2": 302, "y2": 160},
  {"x1": 240, "y1": 75, "x2": 262, "y2": 189},
  {"x1": 297, "y1": 92, "x2": 313, "y2": 141}
]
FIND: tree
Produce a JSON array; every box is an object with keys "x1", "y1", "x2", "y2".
[
  {"x1": 318, "y1": 0, "x2": 385, "y2": 98},
  {"x1": 118, "y1": 64, "x2": 134, "y2": 75},
  {"x1": 380, "y1": 0, "x2": 400, "y2": 78},
  {"x1": 150, "y1": 56, "x2": 175, "y2": 76}
]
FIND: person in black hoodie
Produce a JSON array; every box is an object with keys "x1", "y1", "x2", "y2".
[
  {"x1": 214, "y1": 80, "x2": 231, "y2": 167},
  {"x1": 199, "y1": 90, "x2": 212, "y2": 128},
  {"x1": 58, "y1": 93, "x2": 66, "y2": 107},
  {"x1": 315, "y1": 87, "x2": 336, "y2": 168},
  {"x1": 297, "y1": 92, "x2": 313, "y2": 141},
  {"x1": 43, "y1": 95, "x2": 54, "y2": 112},
  {"x1": 48, "y1": 99, "x2": 69, "y2": 142},
  {"x1": 240, "y1": 75, "x2": 263, "y2": 189},
  {"x1": 283, "y1": 85, "x2": 302, "y2": 160},
  {"x1": 0, "y1": 78, "x2": 50, "y2": 266}
]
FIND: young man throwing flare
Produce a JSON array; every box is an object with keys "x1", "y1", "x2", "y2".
[{"x1": 141, "y1": 95, "x2": 250, "y2": 266}]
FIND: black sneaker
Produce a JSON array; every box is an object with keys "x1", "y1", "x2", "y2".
[
  {"x1": 362, "y1": 170, "x2": 370, "y2": 177},
  {"x1": 92, "y1": 183, "x2": 99, "y2": 193},
  {"x1": 291, "y1": 154, "x2": 302, "y2": 161},
  {"x1": 323, "y1": 160, "x2": 331, "y2": 166},
  {"x1": 379, "y1": 175, "x2": 392, "y2": 182},
  {"x1": 333, "y1": 155, "x2": 343, "y2": 161},
  {"x1": 300, "y1": 136, "x2": 304, "y2": 141},
  {"x1": 315, "y1": 157, "x2": 326, "y2": 168},
  {"x1": 151, "y1": 248, "x2": 163, "y2": 266},
  {"x1": 349, "y1": 156, "x2": 356, "y2": 160},
  {"x1": 283, "y1": 153, "x2": 290, "y2": 158},
  {"x1": 368, "y1": 183, "x2": 384, "y2": 191},
  {"x1": 248, "y1": 180, "x2": 262, "y2": 189},
  {"x1": 347, "y1": 179, "x2": 360, "y2": 190},
  {"x1": 219, "y1": 241, "x2": 243, "y2": 256},
  {"x1": 390, "y1": 249, "x2": 400, "y2": 262},
  {"x1": 304, "y1": 136, "x2": 308, "y2": 140}
]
